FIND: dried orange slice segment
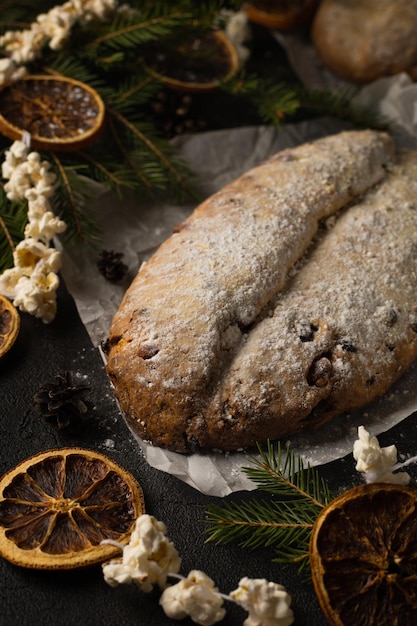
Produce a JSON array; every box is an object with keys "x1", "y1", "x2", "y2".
[
  {"x1": 0, "y1": 294, "x2": 20, "y2": 359},
  {"x1": 0, "y1": 448, "x2": 144, "y2": 569},
  {"x1": 0, "y1": 75, "x2": 105, "y2": 151},
  {"x1": 310, "y1": 483, "x2": 417, "y2": 626}
]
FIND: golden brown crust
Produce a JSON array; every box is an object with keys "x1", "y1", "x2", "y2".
[
  {"x1": 106, "y1": 130, "x2": 399, "y2": 453},
  {"x1": 311, "y1": 0, "x2": 417, "y2": 83}
]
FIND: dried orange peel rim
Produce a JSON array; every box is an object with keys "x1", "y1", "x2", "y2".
[
  {"x1": 0, "y1": 295, "x2": 20, "y2": 360},
  {"x1": 0, "y1": 74, "x2": 106, "y2": 152},
  {"x1": 0, "y1": 447, "x2": 145, "y2": 570},
  {"x1": 144, "y1": 30, "x2": 240, "y2": 94},
  {"x1": 243, "y1": 0, "x2": 318, "y2": 30},
  {"x1": 309, "y1": 483, "x2": 417, "y2": 626}
]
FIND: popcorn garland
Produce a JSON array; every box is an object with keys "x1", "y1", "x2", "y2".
[
  {"x1": 0, "y1": 0, "x2": 121, "y2": 83},
  {"x1": 0, "y1": 0, "x2": 249, "y2": 322},
  {"x1": 0, "y1": 138, "x2": 66, "y2": 322},
  {"x1": 0, "y1": 1, "x2": 124, "y2": 322},
  {"x1": 101, "y1": 428, "x2": 417, "y2": 625},
  {"x1": 102, "y1": 514, "x2": 295, "y2": 626}
]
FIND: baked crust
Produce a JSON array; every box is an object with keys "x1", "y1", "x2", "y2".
[
  {"x1": 198, "y1": 150, "x2": 417, "y2": 448},
  {"x1": 312, "y1": 0, "x2": 417, "y2": 83},
  {"x1": 106, "y1": 130, "x2": 399, "y2": 453}
]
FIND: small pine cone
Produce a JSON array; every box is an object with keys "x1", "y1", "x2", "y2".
[
  {"x1": 34, "y1": 371, "x2": 94, "y2": 434},
  {"x1": 97, "y1": 250, "x2": 128, "y2": 282}
]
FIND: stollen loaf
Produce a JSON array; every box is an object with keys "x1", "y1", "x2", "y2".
[
  {"x1": 311, "y1": 0, "x2": 417, "y2": 83},
  {"x1": 106, "y1": 130, "x2": 417, "y2": 453}
]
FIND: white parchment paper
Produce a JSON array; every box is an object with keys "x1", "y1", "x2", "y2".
[{"x1": 60, "y1": 74, "x2": 417, "y2": 496}]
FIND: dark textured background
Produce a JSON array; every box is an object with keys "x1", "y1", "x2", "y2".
[
  {"x1": 1, "y1": 274, "x2": 417, "y2": 626},
  {"x1": 1, "y1": 24, "x2": 417, "y2": 626}
]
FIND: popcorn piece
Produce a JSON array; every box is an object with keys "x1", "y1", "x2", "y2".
[
  {"x1": 25, "y1": 153, "x2": 57, "y2": 196},
  {"x1": 102, "y1": 514, "x2": 181, "y2": 592},
  {"x1": 4, "y1": 166, "x2": 32, "y2": 201},
  {"x1": 26, "y1": 192, "x2": 53, "y2": 219},
  {"x1": 0, "y1": 58, "x2": 26, "y2": 84},
  {"x1": 2, "y1": 144, "x2": 59, "y2": 201},
  {"x1": 9, "y1": 140, "x2": 30, "y2": 160},
  {"x1": 13, "y1": 270, "x2": 59, "y2": 323},
  {"x1": 0, "y1": 27, "x2": 47, "y2": 64},
  {"x1": 2, "y1": 141, "x2": 29, "y2": 179},
  {"x1": 102, "y1": 559, "x2": 134, "y2": 587},
  {"x1": 0, "y1": 266, "x2": 27, "y2": 299},
  {"x1": 230, "y1": 577, "x2": 294, "y2": 626},
  {"x1": 116, "y1": 3, "x2": 140, "y2": 18},
  {"x1": 225, "y1": 10, "x2": 251, "y2": 66},
  {"x1": 160, "y1": 570, "x2": 226, "y2": 626},
  {"x1": 37, "y1": 5, "x2": 78, "y2": 50},
  {"x1": 81, "y1": 0, "x2": 120, "y2": 22},
  {"x1": 24, "y1": 212, "x2": 66, "y2": 243},
  {"x1": 353, "y1": 426, "x2": 410, "y2": 485},
  {"x1": 13, "y1": 239, "x2": 62, "y2": 274}
]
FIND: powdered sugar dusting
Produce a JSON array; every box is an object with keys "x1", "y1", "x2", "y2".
[{"x1": 201, "y1": 150, "x2": 417, "y2": 448}]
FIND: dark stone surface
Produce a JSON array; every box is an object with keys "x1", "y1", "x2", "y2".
[{"x1": 2, "y1": 279, "x2": 417, "y2": 626}]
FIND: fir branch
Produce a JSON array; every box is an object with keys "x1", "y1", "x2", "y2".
[
  {"x1": 0, "y1": 215, "x2": 13, "y2": 253},
  {"x1": 205, "y1": 497, "x2": 316, "y2": 573},
  {"x1": 0, "y1": 187, "x2": 27, "y2": 273},
  {"x1": 49, "y1": 157, "x2": 100, "y2": 247},
  {"x1": 251, "y1": 81, "x2": 301, "y2": 124},
  {"x1": 82, "y1": 10, "x2": 191, "y2": 52},
  {"x1": 51, "y1": 154, "x2": 84, "y2": 242},
  {"x1": 106, "y1": 115, "x2": 153, "y2": 191},
  {"x1": 205, "y1": 442, "x2": 334, "y2": 574},
  {"x1": 108, "y1": 74, "x2": 160, "y2": 113},
  {"x1": 225, "y1": 73, "x2": 392, "y2": 131},
  {"x1": 107, "y1": 106, "x2": 192, "y2": 195},
  {"x1": 115, "y1": 74, "x2": 156, "y2": 102},
  {"x1": 243, "y1": 441, "x2": 333, "y2": 507},
  {"x1": 222, "y1": 73, "x2": 302, "y2": 126},
  {"x1": 77, "y1": 150, "x2": 139, "y2": 194},
  {"x1": 297, "y1": 86, "x2": 392, "y2": 131},
  {"x1": 41, "y1": 57, "x2": 106, "y2": 92}
]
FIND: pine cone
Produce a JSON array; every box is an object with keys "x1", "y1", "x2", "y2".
[
  {"x1": 34, "y1": 371, "x2": 94, "y2": 434},
  {"x1": 97, "y1": 250, "x2": 128, "y2": 282}
]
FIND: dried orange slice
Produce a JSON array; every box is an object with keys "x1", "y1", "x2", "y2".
[
  {"x1": 0, "y1": 448, "x2": 144, "y2": 569},
  {"x1": 144, "y1": 30, "x2": 239, "y2": 93},
  {"x1": 310, "y1": 483, "x2": 417, "y2": 626},
  {"x1": 0, "y1": 294, "x2": 20, "y2": 359},
  {"x1": 0, "y1": 75, "x2": 105, "y2": 151}
]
